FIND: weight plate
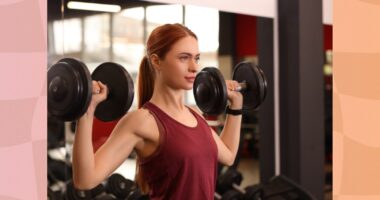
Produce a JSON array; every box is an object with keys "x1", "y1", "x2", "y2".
[
  {"x1": 66, "y1": 181, "x2": 92, "y2": 200},
  {"x1": 222, "y1": 190, "x2": 243, "y2": 200},
  {"x1": 233, "y1": 62, "x2": 266, "y2": 111},
  {"x1": 106, "y1": 173, "x2": 134, "y2": 199},
  {"x1": 258, "y1": 66, "x2": 267, "y2": 102},
  {"x1": 48, "y1": 58, "x2": 92, "y2": 121},
  {"x1": 92, "y1": 62, "x2": 134, "y2": 122},
  {"x1": 251, "y1": 64, "x2": 266, "y2": 107},
  {"x1": 194, "y1": 67, "x2": 227, "y2": 115}
]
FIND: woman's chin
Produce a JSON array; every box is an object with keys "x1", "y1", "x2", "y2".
[{"x1": 184, "y1": 85, "x2": 194, "y2": 90}]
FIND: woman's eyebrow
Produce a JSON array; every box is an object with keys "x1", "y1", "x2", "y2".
[{"x1": 178, "y1": 52, "x2": 200, "y2": 57}]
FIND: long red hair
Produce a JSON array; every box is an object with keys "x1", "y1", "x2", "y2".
[{"x1": 136, "y1": 23, "x2": 197, "y2": 193}]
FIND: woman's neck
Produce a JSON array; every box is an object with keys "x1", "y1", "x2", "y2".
[{"x1": 150, "y1": 81, "x2": 186, "y2": 112}]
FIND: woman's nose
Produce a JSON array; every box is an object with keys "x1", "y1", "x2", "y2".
[{"x1": 189, "y1": 60, "x2": 199, "y2": 73}]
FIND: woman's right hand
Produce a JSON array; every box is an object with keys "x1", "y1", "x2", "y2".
[{"x1": 89, "y1": 80, "x2": 108, "y2": 108}]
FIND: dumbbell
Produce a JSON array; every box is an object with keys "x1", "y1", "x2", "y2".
[
  {"x1": 90, "y1": 183, "x2": 111, "y2": 199},
  {"x1": 48, "y1": 156, "x2": 73, "y2": 183},
  {"x1": 105, "y1": 173, "x2": 135, "y2": 199},
  {"x1": 215, "y1": 190, "x2": 243, "y2": 200},
  {"x1": 65, "y1": 181, "x2": 97, "y2": 200},
  {"x1": 48, "y1": 57, "x2": 134, "y2": 122},
  {"x1": 214, "y1": 167, "x2": 244, "y2": 200},
  {"x1": 65, "y1": 180, "x2": 117, "y2": 200},
  {"x1": 215, "y1": 168, "x2": 263, "y2": 200},
  {"x1": 127, "y1": 188, "x2": 150, "y2": 200},
  {"x1": 48, "y1": 187, "x2": 62, "y2": 200},
  {"x1": 194, "y1": 62, "x2": 267, "y2": 115},
  {"x1": 48, "y1": 115, "x2": 65, "y2": 149},
  {"x1": 215, "y1": 184, "x2": 262, "y2": 200},
  {"x1": 217, "y1": 168, "x2": 244, "y2": 194},
  {"x1": 240, "y1": 184, "x2": 262, "y2": 200}
]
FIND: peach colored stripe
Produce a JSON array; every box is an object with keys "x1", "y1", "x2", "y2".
[{"x1": 334, "y1": 0, "x2": 380, "y2": 198}]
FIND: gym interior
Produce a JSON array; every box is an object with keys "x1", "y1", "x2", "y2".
[{"x1": 47, "y1": 0, "x2": 332, "y2": 199}]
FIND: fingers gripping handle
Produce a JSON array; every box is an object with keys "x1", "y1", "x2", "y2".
[{"x1": 234, "y1": 81, "x2": 247, "y2": 92}]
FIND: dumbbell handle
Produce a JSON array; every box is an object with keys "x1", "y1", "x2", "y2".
[
  {"x1": 234, "y1": 81, "x2": 247, "y2": 92},
  {"x1": 214, "y1": 192, "x2": 222, "y2": 199},
  {"x1": 232, "y1": 183, "x2": 246, "y2": 194}
]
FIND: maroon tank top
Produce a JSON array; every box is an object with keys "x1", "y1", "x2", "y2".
[{"x1": 139, "y1": 102, "x2": 218, "y2": 200}]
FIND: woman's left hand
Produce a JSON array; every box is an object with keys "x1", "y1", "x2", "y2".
[{"x1": 225, "y1": 80, "x2": 243, "y2": 109}]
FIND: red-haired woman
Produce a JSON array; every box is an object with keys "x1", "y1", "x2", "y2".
[{"x1": 72, "y1": 23, "x2": 243, "y2": 200}]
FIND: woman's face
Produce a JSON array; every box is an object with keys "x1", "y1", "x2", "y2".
[{"x1": 158, "y1": 36, "x2": 200, "y2": 90}]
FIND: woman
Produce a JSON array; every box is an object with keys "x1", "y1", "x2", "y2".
[{"x1": 72, "y1": 23, "x2": 243, "y2": 200}]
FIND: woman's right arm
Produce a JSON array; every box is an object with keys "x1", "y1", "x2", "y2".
[{"x1": 72, "y1": 81, "x2": 143, "y2": 190}]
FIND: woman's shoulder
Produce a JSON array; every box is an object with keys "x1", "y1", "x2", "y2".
[
  {"x1": 121, "y1": 107, "x2": 153, "y2": 125},
  {"x1": 118, "y1": 107, "x2": 157, "y2": 136}
]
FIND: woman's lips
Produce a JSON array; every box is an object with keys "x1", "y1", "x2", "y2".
[{"x1": 185, "y1": 76, "x2": 195, "y2": 82}]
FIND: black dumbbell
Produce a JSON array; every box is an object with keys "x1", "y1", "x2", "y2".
[
  {"x1": 219, "y1": 190, "x2": 242, "y2": 200},
  {"x1": 105, "y1": 173, "x2": 135, "y2": 199},
  {"x1": 217, "y1": 168, "x2": 244, "y2": 194},
  {"x1": 93, "y1": 194, "x2": 117, "y2": 200},
  {"x1": 48, "y1": 57, "x2": 134, "y2": 122},
  {"x1": 215, "y1": 184, "x2": 262, "y2": 200},
  {"x1": 48, "y1": 156, "x2": 73, "y2": 183},
  {"x1": 220, "y1": 185, "x2": 263, "y2": 200},
  {"x1": 65, "y1": 181, "x2": 92, "y2": 200},
  {"x1": 127, "y1": 188, "x2": 150, "y2": 200},
  {"x1": 215, "y1": 189, "x2": 244, "y2": 200},
  {"x1": 214, "y1": 168, "x2": 244, "y2": 200},
  {"x1": 72, "y1": 183, "x2": 117, "y2": 200},
  {"x1": 90, "y1": 183, "x2": 107, "y2": 199},
  {"x1": 217, "y1": 168, "x2": 262, "y2": 200},
  {"x1": 240, "y1": 184, "x2": 262, "y2": 200},
  {"x1": 194, "y1": 62, "x2": 267, "y2": 115},
  {"x1": 48, "y1": 115, "x2": 65, "y2": 149},
  {"x1": 65, "y1": 181, "x2": 112, "y2": 200},
  {"x1": 48, "y1": 187, "x2": 62, "y2": 200}
]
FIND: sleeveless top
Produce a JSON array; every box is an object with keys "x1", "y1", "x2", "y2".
[{"x1": 139, "y1": 102, "x2": 218, "y2": 200}]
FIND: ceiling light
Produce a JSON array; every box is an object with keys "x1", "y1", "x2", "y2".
[{"x1": 67, "y1": 1, "x2": 121, "y2": 13}]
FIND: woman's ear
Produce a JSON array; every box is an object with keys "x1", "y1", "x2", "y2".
[{"x1": 150, "y1": 54, "x2": 161, "y2": 71}]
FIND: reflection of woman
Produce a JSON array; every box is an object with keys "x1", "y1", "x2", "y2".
[{"x1": 72, "y1": 23, "x2": 243, "y2": 199}]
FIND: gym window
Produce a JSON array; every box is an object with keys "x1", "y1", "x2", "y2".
[{"x1": 49, "y1": 4, "x2": 219, "y2": 108}]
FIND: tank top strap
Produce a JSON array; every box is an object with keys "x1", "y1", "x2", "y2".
[
  {"x1": 142, "y1": 102, "x2": 169, "y2": 122},
  {"x1": 142, "y1": 102, "x2": 166, "y2": 130},
  {"x1": 186, "y1": 106, "x2": 208, "y2": 127}
]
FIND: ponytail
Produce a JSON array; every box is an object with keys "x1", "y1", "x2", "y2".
[{"x1": 138, "y1": 56, "x2": 155, "y2": 109}]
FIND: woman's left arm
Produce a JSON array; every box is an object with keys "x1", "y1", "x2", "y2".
[
  {"x1": 211, "y1": 80, "x2": 243, "y2": 165},
  {"x1": 192, "y1": 80, "x2": 243, "y2": 166},
  {"x1": 211, "y1": 111, "x2": 242, "y2": 165}
]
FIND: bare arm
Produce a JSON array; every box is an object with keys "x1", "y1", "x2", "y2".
[
  {"x1": 72, "y1": 106, "x2": 142, "y2": 189},
  {"x1": 211, "y1": 112, "x2": 242, "y2": 166},
  {"x1": 191, "y1": 79, "x2": 243, "y2": 166},
  {"x1": 72, "y1": 81, "x2": 142, "y2": 189}
]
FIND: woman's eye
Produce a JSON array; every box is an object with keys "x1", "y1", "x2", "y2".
[
  {"x1": 179, "y1": 56, "x2": 190, "y2": 61},
  {"x1": 195, "y1": 57, "x2": 200, "y2": 64}
]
